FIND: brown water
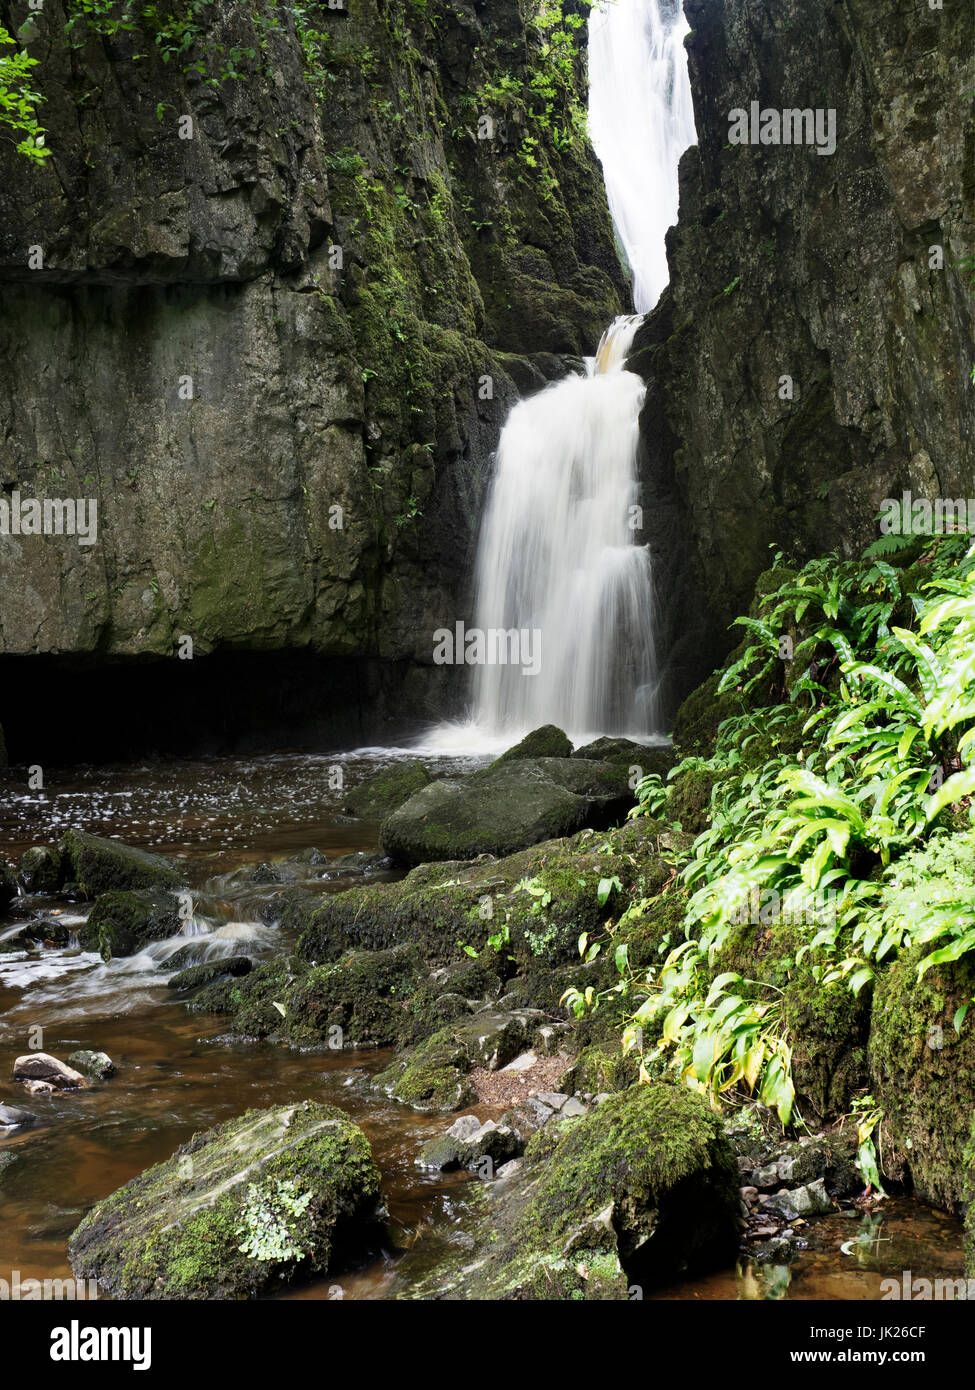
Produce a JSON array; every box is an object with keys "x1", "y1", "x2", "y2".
[{"x1": 0, "y1": 749, "x2": 965, "y2": 1300}]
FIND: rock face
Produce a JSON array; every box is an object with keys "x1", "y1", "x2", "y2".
[
  {"x1": 68, "y1": 1101, "x2": 383, "y2": 1299},
  {"x1": 0, "y1": 0, "x2": 623, "y2": 756},
  {"x1": 633, "y1": 0, "x2": 974, "y2": 712},
  {"x1": 380, "y1": 756, "x2": 633, "y2": 865}
]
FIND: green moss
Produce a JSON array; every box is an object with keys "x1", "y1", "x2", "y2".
[
  {"x1": 60, "y1": 829, "x2": 180, "y2": 898},
  {"x1": 869, "y1": 950, "x2": 975, "y2": 1211},
  {"x1": 344, "y1": 759, "x2": 431, "y2": 821},
  {"x1": 493, "y1": 725, "x2": 573, "y2": 763},
  {"x1": 371, "y1": 1026, "x2": 476, "y2": 1112}
]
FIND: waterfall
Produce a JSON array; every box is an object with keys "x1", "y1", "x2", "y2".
[
  {"x1": 471, "y1": 315, "x2": 657, "y2": 741},
  {"x1": 431, "y1": 0, "x2": 695, "y2": 752},
  {"x1": 588, "y1": 0, "x2": 696, "y2": 312}
]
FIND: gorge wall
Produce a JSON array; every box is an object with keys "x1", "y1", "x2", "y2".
[
  {"x1": 634, "y1": 0, "x2": 974, "y2": 709},
  {"x1": 0, "y1": 0, "x2": 622, "y2": 758}
]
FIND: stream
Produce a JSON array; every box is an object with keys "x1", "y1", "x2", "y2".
[{"x1": 0, "y1": 749, "x2": 964, "y2": 1300}]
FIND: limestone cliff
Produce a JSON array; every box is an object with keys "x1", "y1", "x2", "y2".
[
  {"x1": 633, "y1": 0, "x2": 974, "y2": 711},
  {"x1": 0, "y1": 0, "x2": 622, "y2": 755}
]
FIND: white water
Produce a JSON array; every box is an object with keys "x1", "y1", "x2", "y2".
[
  {"x1": 470, "y1": 315, "x2": 658, "y2": 742},
  {"x1": 588, "y1": 0, "x2": 696, "y2": 312},
  {"x1": 428, "y1": 0, "x2": 694, "y2": 753}
]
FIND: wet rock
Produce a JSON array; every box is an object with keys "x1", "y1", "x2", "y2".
[
  {"x1": 453, "y1": 1011, "x2": 537, "y2": 1071},
  {"x1": 79, "y1": 888, "x2": 182, "y2": 963},
  {"x1": 250, "y1": 862, "x2": 282, "y2": 884},
  {"x1": 158, "y1": 941, "x2": 212, "y2": 972},
  {"x1": 166, "y1": 957, "x2": 253, "y2": 993},
  {"x1": 493, "y1": 726, "x2": 573, "y2": 763},
  {"x1": 0, "y1": 1102, "x2": 36, "y2": 1128},
  {"x1": 67, "y1": 1051, "x2": 115, "y2": 1082},
  {"x1": 59, "y1": 830, "x2": 181, "y2": 898},
  {"x1": 0, "y1": 1151, "x2": 20, "y2": 1180},
  {"x1": 17, "y1": 918, "x2": 71, "y2": 948},
  {"x1": 380, "y1": 757, "x2": 633, "y2": 867},
  {"x1": 14, "y1": 1052, "x2": 87, "y2": 1090},
  {"x1": 417, "y1": 1116, "x2": 521, "y2": 1173},
  {"x1": 68, "y1": 1101, "x2": 383, "y2": 1300},
  {"x1": 344, "y1": 761, "x2": 432, "y2": 821},
  {"x1": 18, "y1": 846, "x2": 63, "y2": 895}
]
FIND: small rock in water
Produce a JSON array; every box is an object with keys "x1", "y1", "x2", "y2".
[
  {"x1": 14, "y1": 1052, "x2": 88, "y2": 1090},
  {"x1": 446, "y1": 1114, "x2": 483, "y2": 1143},
  {"x1": 0, "y1": 1102, "x2": 37, "y2": 1128},
  {"x1": 23, "y1": 1079, "x2": 57, "y2": 1094},
  {"x1": 788, "y1": 1177, "x2": 832, "y2": 1216},
  {"x1": 0, "y1": 1151, "x2": 20, "y2": 1179},
  {"x1": 68, "y1": 1050, "x2": 115, "y2": 1082}
]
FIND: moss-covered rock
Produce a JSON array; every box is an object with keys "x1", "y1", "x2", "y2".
[
  {"x1": 68, "y1": 1101, "x2": 383, "y2": 1299},
  {"x1": 380, "y1": 757, "x2": 633, "y2": 866},
  {"x1": 60, "y1": 830, "x2": 181, "y2": 898},
  {"x1": 79, "y1": 889, "x2": 182, "y2": 962},
  {"x1": 193, "y1": 944, "x2": 425, "y2": 1050},
  {"x1": 405, "y1": 1082, "x2": 740, "y2": 1299},
  {"x1": 344, "y1": 760, "x2": 432, "y2": 821},
  {"x1": 869, "y1": 950, "x2": 975, "y2": 1211},
  {"x1": 17, "y1": 846, "x2": 63, "y2": 895},
  {"x1": 494, "y1": 726, "x2": 573, "y2": 763},
  {"x1": 301, "y1": 817, "x2": 678, "y2": 968},
  {"x1": 372, "y1": 1027, "x2": 477, "y2": 1113},
  {"x1": 166, "y1": 957, "x2": 253, "y2": 993}
]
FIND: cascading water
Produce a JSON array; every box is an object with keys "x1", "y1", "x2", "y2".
[
  {"x1": 433, "y1": 0, "x2": 695, "y2": 750},
  {"x1": 471, "y1": 315, "x2": 657, "y2": 740},
  {"x1": 588, "y1": 0, "x2": 696, "y2": 312}
]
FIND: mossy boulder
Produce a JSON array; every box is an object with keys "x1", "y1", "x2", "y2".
[
  {"x1": 0, "y1": 858, "x2": 16, "y2": 915},
  {"x1": 18, "y1": 846, "x2": 63, "y2": 895},
  {"x1": 79, "y1": 889, "x2": 182, "y2": 962},
  {"x1": 60, "y1": 830, "x2": 181, "y2": 898},
  {"x1": 380, "y1": 757, "x2": 632, "y2": 866},
  {"x1": 372, "y1": 1027, "x2": 477, "y2": 1113},
  {"x1": 494, "y1": 725, "x2": 573, "y2": 763},
  {"x1": 192, "y1": 944, "x2": 425, "y2": 1049},
  {"x1": 869, "y1": 950, "x2": 975, "y2": 1211},
  {"x1": 68, "y1": 1101, "x2": 383, "y2": 1299},
  {"x1": 301, "y1": 817, "x2": 677, "y2": 968},
  {"x1": 166, "y1": 956, "x2": 253, "y2": 993},
  {"x1": 573, "y1": 738, "x2": 675, "y2": 782},
  {"x1": 406, "y1": 1082, "x2": 740, "y2": 1299},
  {"x1": 344, "y1": 760, "x2": 432, "y2": 821}
]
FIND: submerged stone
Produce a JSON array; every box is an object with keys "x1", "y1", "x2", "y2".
[
  {"x1": 18, "y1": 845, "x2": 63, "y2": 894},
  {"x1": 166, "y1": 957, "x2": 253, "y2": 993},
  {"x1": 68, "y1": 1101, "x2": 383, "y2": 1300},
  {"x1": 67, "y1": 1050, "x2": 115, "y2": 1082}
]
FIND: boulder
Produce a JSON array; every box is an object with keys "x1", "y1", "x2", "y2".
[
  {"x1": 18, "y1": 846, "x2": 63, "y2": 894},
  {"x1": 67, "y1": 1051, "x2": 115, "y2": 1082},
  {"x1": 493, "y1": 725, "x2": 573, "y2": 763},
  {"x1": 14, "y1": 1052, "x2": 87, "y2": 1090},
  {"x1": 418, "y1": 1118, "x2": 521, "y2": 1173},
  {"x1": 344, "y1": 760, "x2": 432, "y2": 821},
  {"x1": 380, "y1": 757, "x2": 633, "y2": 867},
  {"x1": 404, "y1": 1081, "x2": 742, "y2": 1299},
  {"x1": 68, "y1": 1102, "x2": 383, "y2": 1299},
  {"x1": 166, "y1": 957, "x2": 253, "y2": 993},
  {"x1": 572, "y1": 738, "x2": 675, "y2": 784},
  {"x1": 79, "y1": 889, "x2": 182, "y2": 962},
  {"x1": 59, "y1": 829, "x2": 181, "y2": 898}
]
